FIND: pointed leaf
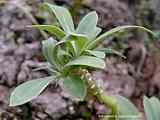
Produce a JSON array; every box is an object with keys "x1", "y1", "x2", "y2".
[
  {"x1": 65, "y1": 56, "x2": 105, "y2": 69},
  {"x1": 44, "y1": 3, "x2": 74, "y2": 33},
  {"x1": 10, "y1": 76, "x2": 54, "y2": 106},
  {"x1": 143, "y1": 96, "x2": 160, "y2": 120},
  {"x1": 63, "y1": 75, "x2": 87, "y2": 100},
  {"x1": 88, "y1": 25, "x2": 156, "y2": 49},
  {"x1": 31, "y1": 25, "x2": 66, "y2": 39},
  {"x1": 116, "y1": 95, "x2": 140, "y2": 120},
  {"x1": 86, "y1": 27, "x2": 102, "y2": 40},
  {"x1": 85, "y1": 50, "x2": 105, "y2": 58},
  {"x1": 97, "y1": 48, "x2": 126, "y2": 58},
  {"x1": 93, "y1": 27, "x2": 102, "y2": 38},
  {"x1": 76, "y1": 11, "x2": 98, "y2": 39}
]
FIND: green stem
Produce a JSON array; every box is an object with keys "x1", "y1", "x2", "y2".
[
  {"x1": 98, "y1": 93, "x2": 118, "y2": 120},
  {"x1": 98, "y1": 93, "x2": 118, "y2": 115},
  {"x1": 79, "y1": 69, "x2": 118, "y2": 120}
]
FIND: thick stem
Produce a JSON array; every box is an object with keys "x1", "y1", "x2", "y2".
[
  {"x1": 79, "y1": 69, "x2": 118, "y2": 120},
  {"x1": 98, "y1": 93, "x2": 118, "y2": 115},
  {"x1": 98, "y1": 93, "x2": 118, "y2": 120}
]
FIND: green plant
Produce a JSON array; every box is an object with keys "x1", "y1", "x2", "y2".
[{"x1": 9, "y1": 2, "x2": 159, "y2": 120}]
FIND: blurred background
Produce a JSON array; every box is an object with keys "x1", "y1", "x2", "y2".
[{"x1": 0, "y1": 0, "x2": 160, "y2": 120}]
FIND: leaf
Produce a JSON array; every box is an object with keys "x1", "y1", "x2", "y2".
[
  {"x1": 88, "y1": 25, "x2": 156, "y2": 49},
  {"x1": 57, "y1": 47, "x2": 72, "y2": 65},
  {"x1": 10, "y1": 76, "x2": 54, "y2": 106},
  {"x1": 63, "y1": 75, "x2": 87, "y2": 100},
  {"x1": 86, "y1": 27, "x2": 102, "y2": 40},
  {"x1": 65, "y1": 56, "x2": 105, "y2": 69},
  {"x1": 76, "y1": 11, "x2": 98, "y2": 39},
  {"x1": 116, "y1": 95, "x2": 140, "y2": 120},
  {"x1": 58, "y1": 48, "x2": 72, "y2": 58},
  {"x1": 94, "y1": 27, "x2": 102, "y2": 38},
  {"x1": 31, "y1": 25, "x2": 66, "y2": 39},
  {"x1": 143, "y1": 96, "x2": 160, "y2": 120},
  {"x1": 85, "y1": 50, "x2": 105, "y2": 58},
  {"x1": 97, "y1": 48, "x2": 126, "y2": 58},
  {"x1": 42, "y1": 37, "x2": 57, "y2": 67},
  {"x1": 66, "y1": 33, "x2": 89, "y2": 56},
  {"x1": 71, "y1": 34, "x2": 89, "y2": 55},
  {"x1": 44, "y1": 3, "x2": 75, "y2": 33},
  {"x1": 70, "y1": 40, "x2": 78, "y2": 56}
]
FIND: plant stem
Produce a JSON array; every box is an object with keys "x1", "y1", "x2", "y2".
[{"x1": 79, "y1": 69, "x2": 118, "y2": 120}]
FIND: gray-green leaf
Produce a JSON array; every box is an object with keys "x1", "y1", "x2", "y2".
[
  {"x1": 143, "y1": 96, "x2": 160, "y2": 120},
  {"x1": 44, "y1": 3, "x2": 75, "y2": 33},
  {"x1": 76, "y1": 11, "x2": 98, "y2": 39},
  {"x1": 88, "y1": 25, "x2": 156, "y2": 49},
  {"x1": 93, "y1": 27, "x2": 102, "y2": 38},
  {"x1": 116, "y1": 95, "x2": 140, "y2": 120},
  {"x1": 42, "y1": 37, "x2": 57, "y2": 67},
  {"x1": 63, "y1": 75, "x2": 87, "y2": 100},
  {"x1": 57, "y1": 48, "x2": 71, "y2": 65},
  {"x1": 65, "y1": 56, "x2": 105, "y2": 69},
  {"x1": 97, "y1": 48, "x2": 126, "y2": 58},
  {"x1": 31, "y1": 25, "x2": 66, "y2": 39},
  {"x1": 68, "y1": 33, "x2": 89, "y2": 55},
  {"x1": 10, "y1": 76, "x2": 54, "y2": 106},
  {"x1": 85, "y1": 50, "x2": 105, "y2": 58}
]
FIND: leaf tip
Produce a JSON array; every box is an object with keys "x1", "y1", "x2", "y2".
[{"x1": 9, "y1": 94, "x2": 18, "y2": 107}]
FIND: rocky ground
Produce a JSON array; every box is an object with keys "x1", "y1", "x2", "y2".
[{"x1": 0, "y1": 0, "x2": 160, "y2": 120}]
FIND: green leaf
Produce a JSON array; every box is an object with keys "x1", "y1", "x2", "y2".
[
  {"x1": 116, "y1": 95, "x2": 140, "y2": 120},
  {"x1": 76, "y1": 11, "x2": 98, "y2": 39},
  {"x1": 63, "y1": 75, "x2": 87, "y2": 100},
  {"x1": 86, "y1": 27, "x2": 102, "y2": 40},
  {"x1": 65, "y1": 33, "x2": 89, "y2": 56},
  {"x1": 65, "y1": 56, "x2": 105, "y2": 69},
  {"x1": 44, "y1": 3, "x2": 75, "y2": 33},
  {"x1": 10, "y1": 76, "x2": 54, "y2": 106},
  {"x1": 42, "y1": 37, "x2": 57, "y2": 67},
  {"x1": 58, "y1": 48, "x2": 72, "y2": 58},
  {"x1": 71, "y1": 34, "x2": 89, "y2": 55},
  {"x1": 70, "y1": 40, "x2": 78, "y2": 56},
  {"x1": 85, "y1": 50, "x2": 105, "y2": 58},
  {"x1": 57, "y1": 47, "x2": 72, "y2": 65},
  {"x1": 94, "y1": 27, "x2": 102, "y2": 38},
  {"x1": 88, "y1": 25, "x2": 156, "y2": 49},
  {"x1": 31, "y1": 25, "x2": 66, "y2": 39},
  {"x1": 97, "y1": 48, "x2": 126, "y2": 58},
  {"x1": 143, "y1": 96, "x2": 160, "y2": 120}
]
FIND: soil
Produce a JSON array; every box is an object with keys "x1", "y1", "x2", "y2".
[{"x1": 0, "y1": 0, "x2": 160, "y2": 120}]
